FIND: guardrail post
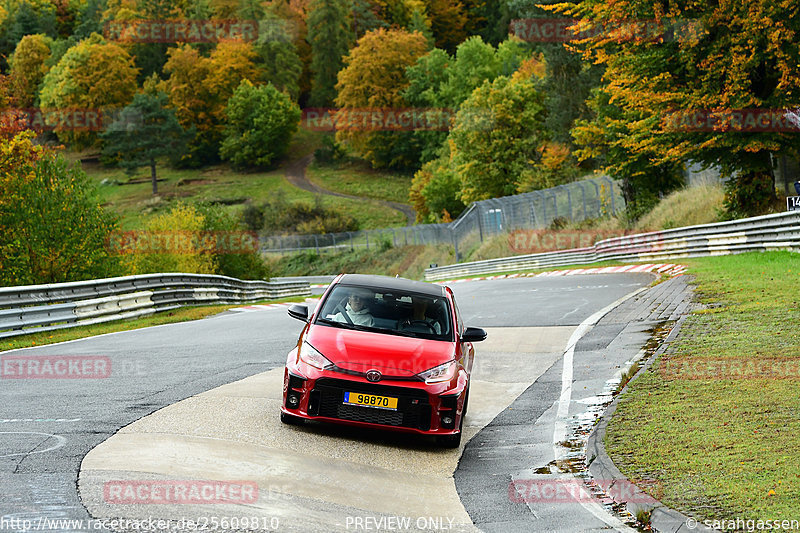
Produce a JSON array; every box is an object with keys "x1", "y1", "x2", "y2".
[
  {"x1": 314, "y1": 234, "x2": 320, "y2": 254},
  {"x1": 591, "y1": 180, "x2": 601, "y2": 216},
  {"x1": 604, "y1": 176, "x2": 617, "y2": 214},
  {"x1": 348, "y1": 232, "x2": 354, "y2": 251},
  {"x1": 564, "y1": 186, "x2": 573, "y2": 221},
  {"x1": 577, "y1": 182, "x2": 587, "y2": 220},
  {"x1": 365, "y1": 233, "x2": 369, "y2": 250},
  {"x1": 452, "y1": 228, "x2": 460, "y2": 262}
]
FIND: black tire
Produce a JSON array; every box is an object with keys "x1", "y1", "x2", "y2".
[
  {"x1": 281, "y1": 411, "x2": 304, "y2": 425},
  {"x1": 438, "y1": 387, "x2": 469, "y2": 448}
]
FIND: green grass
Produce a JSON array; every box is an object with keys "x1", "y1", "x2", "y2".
[
  {"x1": 635, "y1": 184, "x2": 726, "y2": 230},
  {"x1": 307, "y1": 159, "x2": 414, "y2": 205},
  {"x1": 0, "y1": 295, "x2": 312, "y2": 353},
  {"x1": 606, "y1": 251, "x2": 800, "y2": 520},
  {"x1": 82, "y1": 160, "x2": 405, "y2": 231}
]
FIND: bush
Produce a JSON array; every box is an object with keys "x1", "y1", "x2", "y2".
[
  {"x1": 248, "y1": 193, "x2": 359, "y2": 235},
  {"x1": 0, "y1": 133, "x2": 120, "y2": 286},
  {"x1": 220, "y1": 80, "x2": 301, "y2": 169},
  {"x1": 126, "y1": 203, "x2": 270, "y2": 280}
]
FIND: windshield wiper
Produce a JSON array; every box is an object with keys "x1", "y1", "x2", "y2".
[{"x1": 317, "y1": 318, "x2": 375, "y2": 333}]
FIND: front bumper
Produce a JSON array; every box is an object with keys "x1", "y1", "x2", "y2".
[{"x1": 282, "y1": 369, "x2": 465, "y2": 435}]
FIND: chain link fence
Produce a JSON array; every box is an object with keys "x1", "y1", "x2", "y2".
[{"x1": 261, "y1": 175, "x2": 624, "y2": 259}]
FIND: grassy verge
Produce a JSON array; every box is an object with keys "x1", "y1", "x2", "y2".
[
  {"x1": 606, "y1": 251, "x2": 800, "y2": 519},
  {"x1": 0, "y1": 296, "x2": 311, "y2": 353},
  {"x1": 306, "y1": 160, "x2": 413, "y2": 205}
]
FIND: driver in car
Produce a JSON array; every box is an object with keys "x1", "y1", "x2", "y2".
[{"x1": 332, "y1": 289, "x2": 375, "y2": 327}]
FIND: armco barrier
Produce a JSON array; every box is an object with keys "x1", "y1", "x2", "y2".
[
  {"x1": 0, "y1": 274, "x2": 310, "y2": 339},
  {"x1": 424, "y1": 211, "x2": 800, "y2": 281}
]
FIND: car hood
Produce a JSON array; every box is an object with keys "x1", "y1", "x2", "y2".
[{"x1": 307, "y1": 325, "x2": 455, "y2": 377}]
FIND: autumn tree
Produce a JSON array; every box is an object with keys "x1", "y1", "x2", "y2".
[
  {"x1": 9, "y1": 33, "x2": 53, "y2": 107},
  {"x1": 307, "y1": 0, "x2": 354, "y2": 107},
  {"x1": 38, "y1": 34, "x2": 138, "y2": 148},
  {"x1": 561, "y1": 0, "x2": 800, "y2": 217},
  {"x1": 427, "y1": 0, "x2": 468, "y2": 53},
  {"x1": 335, "y1": 28, "x2": 429, "y2": 169},
  {"x1": 0, "y1": 1, "x2": 58, "y2": 70},
  {"x1": 160, "y1": 42, "x2": 262, "y2": 165},
  {"x1": 572, "y1": 88, "x2": 684, "y2": 220},
  {"x1": 220, "y1": 80, "x2": 301, "y2": 169}
]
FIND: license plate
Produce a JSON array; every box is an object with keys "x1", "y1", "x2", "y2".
[{"x1": 344, "y1": 392, "x2": 398, "y2": 410}]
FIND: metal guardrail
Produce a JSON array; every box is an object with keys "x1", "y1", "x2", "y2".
[
  {"x1": 0, "y1": 274, "x2": 311, "y2": 339},
  {"x1": 424, "y1": 211, "x2": 800, "y2": 280}
]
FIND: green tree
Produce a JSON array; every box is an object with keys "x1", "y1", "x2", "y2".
[
  {"x1": 0, "y1": 133, "x2": 119, "y2": 286},
  {"x1": 307, "y1": 0, "x2": 354, "y2": 107},
  {"x1": 451, "y1": 76, "x2": 547, "y2": 202},
  {"x1": 8, "y1": 33, "x2": 53, "y2": 107},
  {"x1": 101, "y1": 92, "x2": 192, "y2": 196},
  {"x1": 220, "y1": 80, "x2": 301, "y2": 169},
  {"x1": 255, "y1": 10, "x2": 303, "y2": 101},
  {"x1": 39, "y1": 34, "x2": 138, "y2": 148},
  {"x1": 403, "y1": 37, "x2": 531, "y2": 167}
]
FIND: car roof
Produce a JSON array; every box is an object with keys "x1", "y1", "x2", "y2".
[{"x1": 336, "y1": 274, "x2": 446, "y2": 298}]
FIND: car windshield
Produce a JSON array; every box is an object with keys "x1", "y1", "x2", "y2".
[{"x1": 315, "y1": 285, "x2": 453, "y2": 341}]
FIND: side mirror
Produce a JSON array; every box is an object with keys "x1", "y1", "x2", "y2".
[
  {"x1": 462, "y1": 327, "x2": 487, "y2": 343},
  {"x1": 288, "y1": 304, "x2": 309, "y2": 322}
]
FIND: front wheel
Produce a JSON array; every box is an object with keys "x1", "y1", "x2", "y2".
[
  {"x1": 438, "y1": 387, "x2": 469, "y2": 448},
  {"x1": 281, "y1": 411, "x2": 304, "y2": 425}
]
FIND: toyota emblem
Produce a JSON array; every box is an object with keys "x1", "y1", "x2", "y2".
[{"x1": 366, "y1": 370, "x2": 382, "y2": 382}]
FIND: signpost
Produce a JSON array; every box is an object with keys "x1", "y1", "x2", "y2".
[{"x1": 788, "y1": 196, "x2": 800, "y2": 212}]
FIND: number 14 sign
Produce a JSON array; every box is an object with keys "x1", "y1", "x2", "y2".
[{"x1": 788, "y1": 196, "x2": 800, "y2": 212}]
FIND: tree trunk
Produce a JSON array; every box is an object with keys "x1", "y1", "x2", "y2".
[
  {"x1": 724, "y1": 151, "x2": 776, "y2": 217},
  {"x1": 151, "y1": 158, "x2": 158, "y2": 195}
]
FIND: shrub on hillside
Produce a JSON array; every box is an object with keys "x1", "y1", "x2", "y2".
[{"x1": 0, "y1": 132, "x2": 120, "y2": 286}]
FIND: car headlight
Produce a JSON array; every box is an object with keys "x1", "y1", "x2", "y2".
[
  {"x1": 299, "y1": 342, "x2": 334, "y2": 370},
  {"x1": 417, "y1": 361, "x2": 456, "y2": 384}
]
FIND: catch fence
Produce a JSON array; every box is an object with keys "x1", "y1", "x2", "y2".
[{"x1": 261, "y1": 175, "x2": 624, "y2": 259}]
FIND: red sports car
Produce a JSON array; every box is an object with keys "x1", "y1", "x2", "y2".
[{"x1": 281, "y1": 274, "x2": 487, "y2": 447}]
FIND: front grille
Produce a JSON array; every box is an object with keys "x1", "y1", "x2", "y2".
[{"x1": 311, "y1": 378, "x2": 431, "y2": 430}]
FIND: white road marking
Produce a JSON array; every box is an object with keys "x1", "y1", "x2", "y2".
[
  {"x1": 552, "y1": 286, "x2": 648, "y2": 532},
  {"x1": 0, "y1": 432, "x2": 67, "y2": 458}
]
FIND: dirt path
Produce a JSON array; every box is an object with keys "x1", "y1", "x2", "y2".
[{"x1": 285, "y1": 155, "x2": 416, "y2": 226}]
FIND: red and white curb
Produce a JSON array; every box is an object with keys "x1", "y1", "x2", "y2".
[
  {"x1": 433, "y1": 263, "x2": 687, "y2": 285},
  {"x1": 230, "y1": 264, "x2": 687, "y2": 311},
  {"x1": 229, "y1": 298, "x2": 320, "y2": 313}
]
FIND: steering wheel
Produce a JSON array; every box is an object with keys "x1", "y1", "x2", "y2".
[
  {"x1": 333, "y1": 301, "x2": 354, "y2": 325},
  {"x1": 400, "y1": 319, "x2": 436, "y2": 333}
]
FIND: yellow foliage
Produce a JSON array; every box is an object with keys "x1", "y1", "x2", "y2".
[{"x1": 125, "y1": 203, "x2": 215, "y2": 275}]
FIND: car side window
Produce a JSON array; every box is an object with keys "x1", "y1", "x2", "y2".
[{"x1": 452, "y1": 295, "x2": 464, "y2": 337}]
